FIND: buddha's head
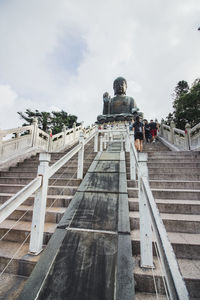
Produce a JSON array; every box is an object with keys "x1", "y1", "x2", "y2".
[{"x1": 113, "y1": 77, "x2": 127, "y2": 95}]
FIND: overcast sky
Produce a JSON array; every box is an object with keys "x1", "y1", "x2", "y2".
[{"x1": 0, "y1": 0, "x2": 199, "y2": 130}]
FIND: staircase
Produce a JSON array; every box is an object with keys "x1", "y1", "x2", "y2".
[
  {"x1": 127, "y1": 141, "x2": 200, "y2": 299},
  {"x1": 0, "y1": 140, "x2": 96, "y2": 300}
]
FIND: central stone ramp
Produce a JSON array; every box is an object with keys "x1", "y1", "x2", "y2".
[{"x1": 19, "y1": 144, "x2": 134, "y2": 300}]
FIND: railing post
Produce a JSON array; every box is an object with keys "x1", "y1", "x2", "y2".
[
  {"x1": 77, "y1": 131, "x2": 85, "y2": 179},
  {"x1": 29, "y1": 152, "x2": 51, "y2": 255},
  {"x1": 73, "y1": 122, "x2": 76, "y2": 140},
  {"x1": 125, "y1": 129, "x2": 130, "y2": 152},
  {"x1": 160, "y1": 120, "x2": 164, "y2": 136},
  {"x1": 100, "y1": 134, "x2": 103, "y2": 151},
  {"x1": 170, "y1": 120, "x2": 175, "y2": 144},
  {"x1": 138, "y1": 152, "x2": 153, "y2": 268},
  {"x1": 0, "y1": 130, "x2": 3, "y2": 157},
  {"x1": 62, "y1": 125, "x2": 66, "y2": 148},
  {"x1": 94, "y1": 127, "x2": 98, "y2": 152},
  {"x1": 32, "y1": 117, "x2": 39, "y2": 147},
  {"x1": 130, "y1": 136, "x2": 136, "y2": 181},
  {"x1": 185, "y1": 123, "x2": 191, "y2": 150},
  {"x1": 48, "y1": 129, "x2": 53, "y2": 152}
]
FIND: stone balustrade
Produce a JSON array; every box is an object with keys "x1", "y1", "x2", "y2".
[
  {"x1": 0, "y1": 120, "x2": 95, "y2": 169},
  {"x1": 159, "y1": 121, "x2": 200, "y2": 151}
]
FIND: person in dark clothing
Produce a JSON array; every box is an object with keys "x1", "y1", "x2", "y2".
[
  {"x1": 144, "y1": 119, "x2": 151, "y2": 143},
  {"x1": 132, "y1": 115, "x2": 144, "y2": 152},
  {"x1": 149, "y1": 119, "x2": 158, "y2": 143}
]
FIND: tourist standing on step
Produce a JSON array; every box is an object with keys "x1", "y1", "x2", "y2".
[
  {"x1": 144, "y1": 119, "x2": 151, "y2": 143},
  {"x1": 132, "y1": 115, "x2": 144, "y2": 152},
  {"x1": 149, "y1": 119, "x2": 158, "y2": 143}
]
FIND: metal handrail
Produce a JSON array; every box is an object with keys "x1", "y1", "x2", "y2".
[
  {"x1": 0, "y1": 176, "x2": 42, "y2": 224},
  {"x1": 0, "y1": 128, "x2": 95, "y2": 226},
  {"x1": 141, "y1": 177, "x2": 189, "y2": 299}
]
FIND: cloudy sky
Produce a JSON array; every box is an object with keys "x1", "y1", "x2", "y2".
[{"x1": 0, "y1": 0, "x2": 199, "y2": 129}]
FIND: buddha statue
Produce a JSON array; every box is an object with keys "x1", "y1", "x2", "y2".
[{"x1": 97, "y1": 76, "x2": 140, "y2": 123}]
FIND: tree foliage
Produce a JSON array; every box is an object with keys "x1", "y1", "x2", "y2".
[
  {"x1": 18, "y1": 109, "x2": 79, "y2": 134},
  {"x1": 166, "y1": 79, "x2": 200, "y2": 130}
]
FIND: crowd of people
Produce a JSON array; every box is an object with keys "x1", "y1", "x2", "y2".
[{"x1": 130, "y1": 117, "x2": 159, "y2": 152}]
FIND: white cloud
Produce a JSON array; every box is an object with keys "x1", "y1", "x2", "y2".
[
  {"x1": 0, "y1": 0, "x2": 200, "y2": 129},
  {"x1": 0, "y1": 85, "x2": 17, "y2": 108}
]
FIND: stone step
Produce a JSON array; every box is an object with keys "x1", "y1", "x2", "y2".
[
  {"x1": 0, "y1": 193, "x2": 72, "y2": 207},
  {"x1": 0, "y1": 240, "x2": 40, "y2": 276},
  {"x1": 130, "y1": 211, "x2": 200, "y2": 233},
  {"x1": 148, "y1": 173, "x2": 200, "y2": 181},
  {"x1": 131, "y1": 229, "x2": 200, "y2": 259},
  {"x1": 148, "y1": 167, "x2": 200, "y2": 174},
  {"x1": 0, "y1": 171, "x2": 80, "y2": 178},
  {"x1": 127, "y1": 180, "x2": 200, "y2": 189},
  {"x1": 9, "y1": 165, "x2": 90, "y2": 173},
  {"x1": 147, "y1": 162, "x2": 200, "y2": 168},
  {"x1": 0, "y1": 219, "x2": 56, "y2": 243},
  {"x1": 129, "y1": 198, "x2": 200, "y2": 214},
  {"x1": 0, "y1": 184, "x2": 78, "y2": 196},
  {"x1": 0, "y1": 177, "x2": 81, "y2": 186},
  {"x1": 9, "y1": 205, "x2": 66, "y2": 223},
  {"x1": 0, "y1": 273, "x2": 28, "y2": 300},
  {"x1": 128, "y1": 187, "x2": 200, "y2": 200},
  {"x1": 135, "y1": 293, "x2": 166, "y2": 299},
  {"x1": 133, "y1": 256, "x2": 200, "y2": 298}
]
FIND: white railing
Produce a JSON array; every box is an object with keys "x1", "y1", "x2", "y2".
[
  {"x1": 0, "y1": 120, "x2": 84, "y2": 168},
  {"x1": 159, "y1": 121, "x2": 200, "y2": 151},
  {"x1": 0, "y1": 125, "x2": 96, "y2": 255},
  {"x1": 97, "y1": 126, "x2": 189, "y2": 299}
]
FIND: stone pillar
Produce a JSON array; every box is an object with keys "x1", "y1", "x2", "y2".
[
  {"x1": 185, "y1": 123, "x2": 191, "y2": 150},
  {"x1": 29, "y1": 152, "x2": 51, "y2": 255},
  {"x1": 138, "y1": 152, "x2": 153, "y2": 268},
  {"x1": 62, "y1": 125, "x2": 66, "y2": 147},
  {"x1": 32, "y1": 118, "x2": 39, "y2": 147},
  {"x1": 160, "y1": 120, "x2": 164, "y2": 136},
  {"x1": 77, "y1": 131, "x2": 85, "y2": 179},
  {"x1": 0, "y1": 129, "x2": 3, "y2": 157},
  {"x1": 94, "y1": 126, "x2": 98, "y2": 152},
  {"x1": 73, "y1": 122, "x2": 76, "y2": 140},
  {"x1": 170, "y1": 120, "x2": 175, "y2": 144}
]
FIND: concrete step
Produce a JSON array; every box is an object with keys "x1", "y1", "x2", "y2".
[
  {"x1": 0, "y1": 219, "x2": 56, "y2": 243},
  {"x1": 148, "y1": 173, "x2": 200, "y2": 181},
  {"x1": 133, "y1": 256, "x2": 200, "y2": 298},
  {"x1": 135, "y1": 293, "x2": 167, "y2": 299},
  {"x1": 0, "y1": 273, "x2": 28, "y2": 300},
  {"x1": 0, "y1": 240, "x2": 40, "y2": 276},
  {"x1": 129, "y1": 198, "x2": 200, "y2": 214},
  {"x1": 8, "y1": 165, "x2": 90, "y2": 173},
  {"x1": 130, "y1": 211, "x2": 200, "y2": 233},
  {"x1": 148, "y1": 167, "x2": 200, "y2": 174},
  {"x1": 128, "y1": 187, "x2": 200, "y2": 200},
  {"x1": 147, "y1": 162, "x2": 200, "y2": 168},
  {"x1": 131, "y1": 229, "x2": 200, "y2": 259},
  {"x1": 0, "y1": 177, "x2": 81, "y2": 186},
  {"x1": 9, "y1": 205, "x2": 66, "y2": 223},
  {"x1": 127, "y1": 180, "x2": 200, "y2": 190},
  {"x1": 0, "y1": 193, "x2": 72, "y2": 207},
  {"x1": 0, "y1": 184, "x2": 78, "y2": 196}
]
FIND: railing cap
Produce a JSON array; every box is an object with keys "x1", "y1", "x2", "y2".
[{"x1": 39, "y1": 152, "x2": 51, "y2": 162}]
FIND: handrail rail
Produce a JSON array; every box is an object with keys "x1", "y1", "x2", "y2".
[
  {"x1": 141, "y1": 177, "x2": 189, "y2": 299},
  {"x1": 0, "y1": 127, "x2": 95, "y2": 227},
  {"x1": 0, "y1": 176, "x2": 42, "y2": 224},
  {"x1": 48, "y1": 144, "x2": 81, "y2": 178}
]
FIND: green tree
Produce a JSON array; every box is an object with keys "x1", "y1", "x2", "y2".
[
  {"x1": 172, "y1": 79, "x2": 200, "y2": 129},
  {"x1": 17, "y1": 109, "x2": 79, "y2": 134}
]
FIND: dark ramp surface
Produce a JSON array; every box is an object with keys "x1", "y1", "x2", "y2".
[
  {"x1": 18, "y1": 146, "x2": 134, "y2": 300},
  {"x1": 38, "y1": 230, "x2": 117, "y2": 300}
]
